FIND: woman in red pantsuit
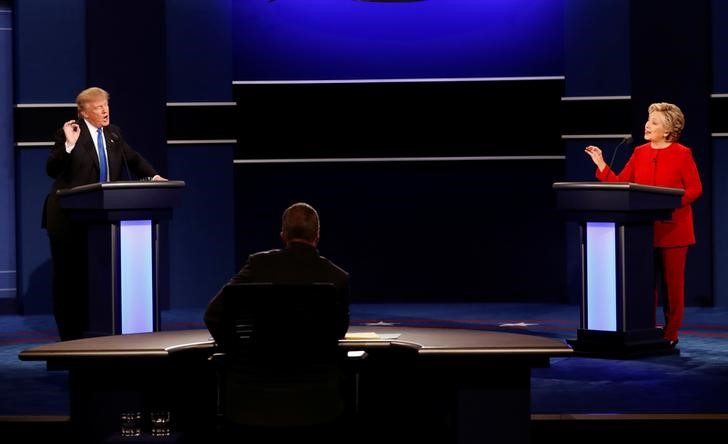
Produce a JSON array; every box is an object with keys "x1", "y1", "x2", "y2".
[{"x1": 584, "y1": 102, "x2": 702, "y2": 347}]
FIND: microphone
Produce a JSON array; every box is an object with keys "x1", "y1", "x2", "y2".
[
  {"x1": 110, "y1": 130, "x2": 134, "y2": 181},
  {"x1": 607, "y1": 135, "x2": 634, "y2": 172}
]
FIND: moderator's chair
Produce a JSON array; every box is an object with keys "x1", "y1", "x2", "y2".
[{"x1": 209, "y1": 283, "x2": 363, "y2": 443}]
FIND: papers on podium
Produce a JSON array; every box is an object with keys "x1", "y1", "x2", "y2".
[{"x1": 344, "y1": 332, "x2": 401, "y2": 340}]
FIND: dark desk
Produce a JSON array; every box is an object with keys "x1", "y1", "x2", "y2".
[{"x1": 20, "y1": 326, "x2": 572, "y2": 443}]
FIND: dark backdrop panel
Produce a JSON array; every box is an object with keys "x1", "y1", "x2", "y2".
[
  {"x1": 630, "y1": 0, "x2": 712, "y2": 305},
  {"x1": 164, "y1": 0, "x2": 235, "y2": 310},
  {"x1": 166, "y1": 0, "x2": 232, "y2": 102},
  {"x1": 233, "y1": 79, "x2": 564, "y2": 159},
  {"x1": 1, "y1": 0, "x2": 14, "y2": 311},
  {"x1": 85, "y1": 0, "x2": 167, "y2": 175},
  {"x1": 85, "y1": 0, "x2": 169, "y2": 310},
  {"x1": 167, "y1": 144, "x2": 236, "y2": 309},
  {"x1": 233, "y1": 160, "x2": 567, "y2": 303},
  {"x1": 12, "y1": 0, "x2": 84, "y2": 315},
  {"x1": 16, "y1": 147, "x2": 53, "y2": 315},
  {"x1": 714, "y1": 140, "x2": 728, "y2": 307},
  {"x1": 712, "y1": 0, "x2": 728, "y2": 93},
  {"x1": 561, "y1": 99, "x2": 632, "y2": 136},
  {"x1": 563, "y1": 0, "x2": 630, "y2": 96},
  {"x1": 13, "y1": 0, "x2": 85, "y2": 103}
]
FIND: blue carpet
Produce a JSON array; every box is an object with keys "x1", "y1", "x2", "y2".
[{"x1": 2, "y1": 303, "x2": 728, "y2": 415}]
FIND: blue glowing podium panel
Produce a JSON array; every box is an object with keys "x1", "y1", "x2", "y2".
[
  {"x1": 553, "y1": 182, "x2": 683, "y2": 356},
  {"x1": 58, "y1": 181, "x2": 185, "y2": 336}
]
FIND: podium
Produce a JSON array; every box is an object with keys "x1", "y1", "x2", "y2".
[
  {"x1": 553, "y1": 182, "x2": 683, "y2": 356},
  {"x1": 58, "y1": 180, "x2": 185, "y2": 336}
]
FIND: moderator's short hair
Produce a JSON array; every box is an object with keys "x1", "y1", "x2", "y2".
[
  {"x1": 648, "y1": 102, "x2": 685, "y2": 142},
  {"x1": 281, "y1": 202, "x2": 319, "y2": 242},
  {"x1": 76, "y1": 87, "x2": 109, "y2": 112}
]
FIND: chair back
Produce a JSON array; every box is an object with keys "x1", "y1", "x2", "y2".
[{"x1": 216, "y1": 282, "x2": 346, "y2": 427}]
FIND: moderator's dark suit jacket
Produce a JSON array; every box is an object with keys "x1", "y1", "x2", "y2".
[
  {"x1": 204, "y1": 242, "x2": 351, "y2": 344},
  {"x1": 42, "y1": 122, "x2": 158, "y2": 237}
]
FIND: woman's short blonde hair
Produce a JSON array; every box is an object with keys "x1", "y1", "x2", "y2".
[{"x1": 648, "y1": 102, "x2": 685, "y2": 142}]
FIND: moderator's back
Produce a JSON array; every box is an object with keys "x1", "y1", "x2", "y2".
[{"x1": 220, "y1": 282, "x2": 344, "y2": 367}]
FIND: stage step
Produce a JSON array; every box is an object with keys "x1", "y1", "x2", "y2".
[{"x1": 531, "y1": 413, "x2": 728, "y2": 444}]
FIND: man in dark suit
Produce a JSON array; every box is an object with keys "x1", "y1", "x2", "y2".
[
  {"x1": 43, "y1": 86, "x2": 166, "y2": 341},
  {"x1": 204, "y1": 202, "x2": 350, "y2": 343}
]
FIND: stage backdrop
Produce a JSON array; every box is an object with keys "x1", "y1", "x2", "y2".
[{"x1": 228, "y1": 0, "x2": 568, "y2": 303}]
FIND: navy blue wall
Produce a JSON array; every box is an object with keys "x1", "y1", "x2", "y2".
[
  {"x1": 715, "y1": 140, "x2": 728, "y2": 307},
  {"x1": 165, "y1": 0, "x2": 235, "y2": 308},
  {"x1": 630, "y1": 0, "x2": 712, "y2": 305},
  {"x1": 563, "y1": 0, "x2": 630, "y2": 96},
  {"x1": 232, "y1": 0, "x2": 564, "y2": 80},
  {"x1": 229, "y1": 78, "x2": 567, "y2": 303},
  {"x1": 562, "y1": 0, "x2": 716, "y2": 306},
  {"x1": 16, "y1": 148, "x2": 51, "y2": 314},
  {"x1": 86, "y1": 0, "x2": 167, "y2": 176},
  {"x1": 85, "y1": 0, "x2": 171, "y2": 308},
  {"x1": 712, "y1": 1, "x2": 728, "y2": 93},
  {"x1": 167, "y1": 0, "x2": 232, "y2": 102},
  {"x1": 14, "y1": 0, "x2": 85, "y2": 102},
  {"x1": 0, "y1": 2, "x2": 14, "y2": 310},
  {"x1": 167, "y1": 144, "x2": 234, "y2": 308},
  {"x1": 13, "y1": 0, "x2": 236, "y2": 313},
  {"x1": 711, "y1": 0, "x2": 728, "y2": 307},
  {"x1": 228, "y1": 1, "x2": 569, "y2": 303},
  {"x1": 233, "y1": 159, "x2": 566, "y2": 303},
  {"x1": 14, "y1": 0, "x2": 85, "y2": 314},
  {"x1": 9, "y1": 0, "x2": 728, "y2": 312}
]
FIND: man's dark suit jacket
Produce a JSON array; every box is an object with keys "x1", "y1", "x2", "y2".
[
  {"x1": 42, "y1": 121, "x2": 158, "y2": 237},
  {"x1": 204, "y1": 242, "x2": 351, "y2": 344}
]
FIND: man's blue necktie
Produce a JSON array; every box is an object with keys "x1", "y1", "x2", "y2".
[{"x1": 97, "y1": 127, "x2": 108, "y2": 182}]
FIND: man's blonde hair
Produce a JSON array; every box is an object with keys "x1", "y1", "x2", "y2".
[{"x1": 76, "y1": 87, "x2": 109, "y2": 113}]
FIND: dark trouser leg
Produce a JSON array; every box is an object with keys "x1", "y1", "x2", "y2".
[{"x1": 48, "y1": 227, "x2": 89, "y2": 341}]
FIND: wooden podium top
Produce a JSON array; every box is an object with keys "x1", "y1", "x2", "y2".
[
  {"x1": 553, "y1": 181, "x2": 683, "y2": 220},
  {"x1": 553, "y1": 181, "x2": 684, "y2": 196},
  {"x1": 57, "y1": 180, "x2": 186, "y2": 196},
  {"x1": 57, "y1": 180, "x2": 186, "y2": 216}
]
